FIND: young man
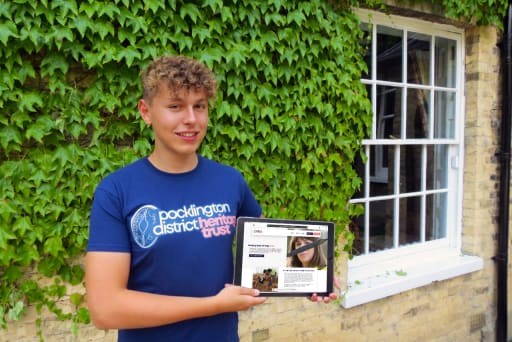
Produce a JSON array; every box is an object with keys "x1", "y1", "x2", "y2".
[{"x1": 86, "y1": 56, "x2": 336, "y2": 342}]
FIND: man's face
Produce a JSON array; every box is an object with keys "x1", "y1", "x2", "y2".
[{"x1": 139, "y1": 85, "x2": 209, "y2": 160}]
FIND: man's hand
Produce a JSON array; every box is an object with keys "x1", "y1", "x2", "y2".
[
  {"x1": 309, "y1": 276, "x2": 340, "y2": 304},
  {"x1": 215, "y1": 284, "x2": 267, "y2": 312}
]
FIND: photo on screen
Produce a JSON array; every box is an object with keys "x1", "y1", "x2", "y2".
[{"x1": 233, "y1": 217, "x2": 334, "y2": 297}]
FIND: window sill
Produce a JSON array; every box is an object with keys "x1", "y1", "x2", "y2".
[{"x1": 341, "y1": 248, "x2": 484, "y2": 308}]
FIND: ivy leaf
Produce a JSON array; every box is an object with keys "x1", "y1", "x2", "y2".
[
  {"x1": 126, "y1": 16, "x2": 148, "y2": 34},
  {"x1": 26, "y1": 116, "x2": 54, "y2": 143},
  {"x1": 74, "y1": 15, "x2": 92, "y2": 38},
  {"x1": 6, "y1": 301, "x2": 25, "y2": 321},
  {"x1": 78, "y1": 2, "x2": 96, "y2": 17},
  {"x1": 51, "y1": 0, "x2": 78, "y2": 17},
  {"x1": 94, "y1": 21, "x2": 114, "y2": 40},
  {"x1": 118, "y1": 28, "x2": 137, "y2": 45},
  {"x1": 69, "y1": 293, "x2": 82, "y2": 306},
  {"x1": 41, "y1": 53, "x2": 69, "y2": 76},
  {"x1": 43, "y1": 236, "x2": 65, "y2": 257},
  {"x1": 200, "y1": 46, "x2": 223, "y2": 69},
  {"x1": 0, "y1": 126, "x2": 22, "y2": 151},
  {"x1": 116, "y1": 47, "x2": 141, "y2": 67},
  {"x1": 61, "y1": 265, "x2": 85, "y2": 285},
  {"x1": 17, "y1": 245, "x2": 39, "y2": 266},
  {"x1": 179, "y1": 3, "x2": 201, "y2": 24},
  {"x1": 19, "y1": 93, "x2": 43, "y2": 112},
  {"x1": 0, "y1": 223, "x2": 16, "y2": 249},
  {"x1": 220, "y1": 6, "x2": 233, "y2": 23},
  {"x1": 287, "y1": 10, "x2": 307, "y2": 25},
  {"x1": 255, "y1": 121, "x2": 271, "y2": 137},
  {"x1": 225, "y1": 44, "x2": 246, "y2": 68},
  {"x1": 74, "y1": 308, "x2": 90, "y2": 324},
  {"x1": 51, "y1": 26, "x2": 74, "y2": 49},
  {"x1": 3, "y1": 266, "x2": 22, "y2": 282},
  {"x1": 144, "y1": 0, "x2": 165, "y2": 14},
  {"x1": 0, "y1": 2, "x2": 11, "y2": 19},
  {"x1": 98, "y1": 3, "x2": 120, "y2": 19},
  {"x1": 191, "y1": 27, "x2": 210, "y2": 44},
  {"x1": 260, "y1": 31, "x2": 278, "y2": 48},
  {"x1": 13, "y1": 216, "x2": 32, "y2": 235},
  {"x1": 0, "y1": 21, "x2": 17, "y2": 45}
]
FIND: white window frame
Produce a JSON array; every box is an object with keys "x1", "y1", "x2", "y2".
[{"x1": 342, "y1": 9, "x2": 483, "y2": 308}]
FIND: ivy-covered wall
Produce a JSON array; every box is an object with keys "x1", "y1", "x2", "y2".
[{"x1": 0, "y1": 0, "x2": 371, "y2": 333}]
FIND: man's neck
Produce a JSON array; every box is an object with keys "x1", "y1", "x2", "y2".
[{"x1": 148, "y1": 151, "x2": 198, "y2": 173}]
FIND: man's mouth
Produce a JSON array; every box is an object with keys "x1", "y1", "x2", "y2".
[{"x1": 177, "y1": 132, "x2": 197, "y2": 137}]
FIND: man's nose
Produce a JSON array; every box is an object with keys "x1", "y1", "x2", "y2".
[{"x1": 183, "y1": 106, "x2": 197, "y2": 122}]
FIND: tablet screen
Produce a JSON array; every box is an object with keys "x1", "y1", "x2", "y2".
[{"x1": 233, "y1": 217, "x2": 334, "y2": 297}]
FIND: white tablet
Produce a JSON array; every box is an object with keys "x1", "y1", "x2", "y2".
[{"x1": 233, "y1": 217, "x2": 335, "y2": 297}]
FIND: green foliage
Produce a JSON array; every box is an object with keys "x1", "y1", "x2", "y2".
[
  {"x1": 381, "y1": 0, "x2": 509, "y2": 28},
  {"x1": 0, "y1": 0, "x2": 370, "y2": 333},
  {"x1": 0, "y1": 0, "x2": 507, "y2": 337},
  {"x1": 436, "y1": 0, "x2": 509, "y2": 27}
]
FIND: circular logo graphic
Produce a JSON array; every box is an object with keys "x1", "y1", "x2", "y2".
[{"x1": 130, "y1": 205, "x2": 160, "y2": 248}]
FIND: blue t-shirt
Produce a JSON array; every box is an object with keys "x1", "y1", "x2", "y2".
[{"x1": 88, "y1": 156, "x2": 262, "y2": 342}]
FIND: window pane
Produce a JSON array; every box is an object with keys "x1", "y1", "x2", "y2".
[
  {"x1": 350, "y1": 214, "x2": 365, "y2": 255},
  {"x1": 370, "y1": 200, "x2": 394, "y2": 252},
  {"x1": 377, "y1": 26, "x2": 403, "y2": 82},
  {"x1": 426, "y1": 145, "x2": 448, "y2": 190},
  {"x1": 377, "y1": 86, "x2": 402, "y2": 139},
  {"x1": 352, "y1": 151, "x2": 366, "y2": 199},
  {"x1": 426, "y1": 192, "x2": 447, "y2": 240},
  {"x1": 370, "y1": 145, "x2": 395, "y2": 196},
  {"x1": 406, "y1": 88, "x2": 430, "y2": 138},
  {"x1": 365, "y1": 84, "x2": 372, "y2": 139},
  {"x1": 407, "y1": 32, "x2": 431, "y2": 85},
  {"x1": 435, "y1": 37, "x2": 456, "y2": 87},
  {"x1": 400, "y1": 145, "x2": 422, "y2": 193},
  {"x1": 399, "y1": 196, "x2": 421, "y2": 245},
  {"x1": 434, "y1": 91, "x2": 456, "y2": 138}
]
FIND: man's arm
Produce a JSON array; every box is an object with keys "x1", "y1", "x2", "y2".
[{"x1": 85, "y1": 251, "x2": 266, "y2": 330}]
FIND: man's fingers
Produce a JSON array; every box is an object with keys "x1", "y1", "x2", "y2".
[
  {"x1": 334, "y1": 276, "x2": 341, "y2": 289},
  {"x1": 241, "y1": 287, "x2": 261, "y2": 296}
]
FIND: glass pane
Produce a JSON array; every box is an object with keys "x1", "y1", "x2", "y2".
[
  {"x1": 377, "y1": 86, "x2": 402, "y2": 139},
  {"x1": 399, "y1": 196, "x2": 421, "y2": 246},
  {"x1": 377, "y1": 26, "x2": 403, "y2": 82},
  {"x1": 426, "y1": 145, "x2": 448, "y2": 190},
  {"x1": 350, "y1": 214, "x2": 365, "y2": 256},
  {"x1": 434, "y1": 91, "x2": 456, "y2": 138},
  {"x1": 361, "y1": 23, "x2": 372, "y2": 80},
  {"x1": 370, "y1": 145, "x2": 395, "y2": 196},
  {"x1": 352, "y1": 151, "x2": 366, "y2": 199},
  {"x1": 400, "y1": 145, "x2": 422, "y2": 193},
  {"x1": 369, "y1": 200, "x2": 394, "y2": 252},
  {"x1": 406, "y1": 88, "x2": 430, "y2": 138},
  {"x1": 407, "y1": 32, "x2": 431, "y2": 85},
  {"x1": 365, "y1": 84, "x2": 372, "y2": 139},
  {"x1": 426, "y1": 192, "x2": 447, "y2": 240},
  {"x1": 435, "y1": 37, "x2": 457, "y2": 87}
]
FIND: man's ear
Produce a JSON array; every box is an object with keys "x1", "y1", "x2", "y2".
[{"x1": 138, "y1": 99, "x2": 152, "y2": 125}]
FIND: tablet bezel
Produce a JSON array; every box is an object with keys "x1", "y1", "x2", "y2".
[{"x1": 233, "y1": 216, "x2": 335, "y2": 297}]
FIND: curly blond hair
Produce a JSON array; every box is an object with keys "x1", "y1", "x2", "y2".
[{"x1": 141, "y1": 55, "x2": 217, "y2": 103}]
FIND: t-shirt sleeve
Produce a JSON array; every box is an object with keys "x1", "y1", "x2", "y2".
[
  {"x1": 237, "y1": 174, "x2": 262, "y2": 218},
  {"x1": 87, "y1": 183, "x2": 131, "y2": 252}
]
